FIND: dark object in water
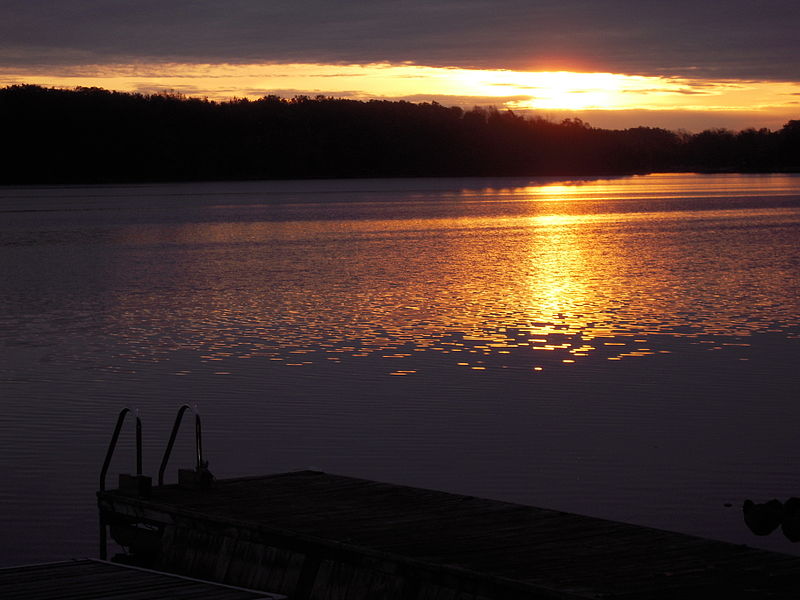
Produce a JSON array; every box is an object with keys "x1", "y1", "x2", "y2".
[
  {"x1": 743, "y1": 498, "x2": 784, "y2": 535},
  {"x1": 782, "y1": 497, "x2": 800, "y2": 542}
]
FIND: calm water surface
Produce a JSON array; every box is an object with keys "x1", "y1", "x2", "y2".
[{"x1": 1, "y1": 173, "x2": 799, "y2": 563}]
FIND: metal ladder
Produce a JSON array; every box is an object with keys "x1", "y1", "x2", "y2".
[
  {"x1": 98, "y1": 404, "x2": 209, "y2": 559},
  {"x1": 158, "y1": 404, "x2": 210, "y2": 487}
]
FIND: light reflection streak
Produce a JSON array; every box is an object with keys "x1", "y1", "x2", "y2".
[{"x1": 78, "y1": 174, "x2": 800, "y2": 375}]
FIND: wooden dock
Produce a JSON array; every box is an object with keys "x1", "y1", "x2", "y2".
[
  {"x1": 98, "y1": 470, "x2": 800, "y2": 599},
  {"x1": 0, "y1": 558, "x2": 284, "y2": 599}
]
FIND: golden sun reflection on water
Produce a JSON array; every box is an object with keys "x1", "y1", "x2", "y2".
[{"x1": 96, "y1": 175, "x2": 800, "y2": 377}]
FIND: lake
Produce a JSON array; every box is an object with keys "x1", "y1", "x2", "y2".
[{"x1": 1, "y1": 173, "x2": 799, "y2": 564}]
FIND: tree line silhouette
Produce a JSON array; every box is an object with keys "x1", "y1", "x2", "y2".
[{"x1": 1, "y1": 84, "x2": 798, "y2": 184}]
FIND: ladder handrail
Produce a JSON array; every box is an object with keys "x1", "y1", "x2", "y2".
[
  {"x1": 99, "y1": 407, "x2": 142, "y2": 492},
  {"x1": 158, "y1": 404, "x2": 204, "y2": 486}
]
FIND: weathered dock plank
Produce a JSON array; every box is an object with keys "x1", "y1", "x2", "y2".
[
  {"x1": 0, "y1": 559, "x2": 283, "y2": 600},
  {"x1": 98, "y1": 470, "x2": 800, "y2": 599}
]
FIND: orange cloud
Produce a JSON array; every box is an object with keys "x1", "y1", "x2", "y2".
[{"x1": 2, "y1": 61, "x2": 797, "y2": 130}]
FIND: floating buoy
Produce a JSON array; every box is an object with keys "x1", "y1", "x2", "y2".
[
  {"x1": 781, "y1": 498, "x2": 800, "y2": 542},
  {"x1": 743, "y1": 498, "x2": 784, "y2": 536}
]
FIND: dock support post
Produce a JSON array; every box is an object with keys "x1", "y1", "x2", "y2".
[{"x1": 99, "y1": 512, "x2": 107, "y2": 560}]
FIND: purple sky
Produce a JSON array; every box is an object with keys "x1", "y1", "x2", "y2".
[{"x1": 2, "y1": 0, "x2": 798, "y2": 80}]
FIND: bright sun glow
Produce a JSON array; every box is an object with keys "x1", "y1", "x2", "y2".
[
  {"x1": 2, "y1": 61, "x2": 798, "y2": 124},
  {"x1": 450, "y1": 70, "x2": 628, "y2": 110}
]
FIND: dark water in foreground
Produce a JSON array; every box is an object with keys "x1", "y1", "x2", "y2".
[{"x1": 1, "y1": 173, "x2": 799, "y2": 564}]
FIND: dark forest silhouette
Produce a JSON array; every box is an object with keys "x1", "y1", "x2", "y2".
[{"x1": 1, "y1": 84, "x2": 798, "y2": 184}]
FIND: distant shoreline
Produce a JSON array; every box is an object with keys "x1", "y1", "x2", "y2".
[
  {"x1": 5, "y1": 170, "x2": 800, "y2": 191},
  {"x1": 2, "y1": 85, "x2": 798, "y2": 185}
]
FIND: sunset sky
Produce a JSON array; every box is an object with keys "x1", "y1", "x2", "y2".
[{"x1": 2, "y1": 0, "x2": 799, "y2": 131}]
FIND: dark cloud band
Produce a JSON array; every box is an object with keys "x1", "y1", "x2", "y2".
[{"x1": 1, "y1": 1, "x2": 798, "y2": 80}]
